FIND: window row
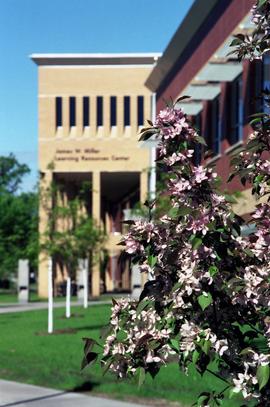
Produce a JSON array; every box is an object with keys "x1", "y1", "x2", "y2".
[
  {"x1": 192, "y1": 53, "x2": 270, "y2": 164},
  {"x1": 55, "y1": 95, "x2": 145, "y2": 128},
  {"x1": 194, "y1": 74, "x2": 243, "y2": 161}
]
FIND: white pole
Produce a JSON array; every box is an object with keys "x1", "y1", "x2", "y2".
[
  {"x1": 66, "y1": 276, "x2": 71, "y2": 318},
  {"x1": 48, "y1": 257, "x2": 53, "y2": 334},
  {"x1": 83, "y1": 260, "x2": 88, "y2": 309}
]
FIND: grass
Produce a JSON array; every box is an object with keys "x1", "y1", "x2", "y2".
[
  {"x1": 0, "y1": 290, "x2": 126, "y2": 304},
  {"x1": 0, "y1": 304, "x2": 248, "y2": 406}
]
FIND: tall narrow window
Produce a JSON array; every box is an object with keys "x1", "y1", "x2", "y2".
[
  {"x1": 83, "y1": 97, "x2": 89, "y2": 127},
  {"x1": 56, "y1": 97, "x2": 62, "y2": 127},
  {"x1": 211, "y1": 97, "x2": 221, "y2": 155},
  {"x1": 110, "y1": 96, "x2": 117, "y2": 126},
  {"x1": 124, "y1": 96, "x2": 130, "y2": 126},
  {"x1": 97, "y1": 96, "x2": 103, "y2": 126},
  {"x1": 230, "y1": 75, "x2": 243, "y2": 144},
  {"x1": 69, "y1": 96, "x2": 76, "y2": 127},
  {"x1": 137, "y1": 96, "x2": 144, "y2": 126},
  {"x1": 263, "y1": 53, "x2": 270, "y2": 113}
]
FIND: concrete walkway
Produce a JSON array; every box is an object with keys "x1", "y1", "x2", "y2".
[
  {"x1": 0, "y1": 301, "x2": 110, "y2": 314},
  {"x1": 0, "y1": 379, "x2": 145, "y2": 407}
]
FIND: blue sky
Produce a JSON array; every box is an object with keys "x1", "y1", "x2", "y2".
[{"x1": 0, "y1": 0, "x2": 194, "y2": 191}]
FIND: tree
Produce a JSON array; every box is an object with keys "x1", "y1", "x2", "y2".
[
  {"x1": 0, "y1": 153, "x2": 30, "y2": 194},
  {"x1": 82, "y1": 2, "x2": 270, "y2": 406},
  {"x1": 40, "y1": 176, "x2": 105, "y2": 316},
  {"x1": 0, "y1": 155, "x2": 38, "y2": 280}
]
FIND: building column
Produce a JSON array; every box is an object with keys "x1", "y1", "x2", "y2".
[
  {"x1": 140, "y1": 170, "x2": 148, "y2": 204},
  {"x1": 90, "y1": 95, "x2": 97, "y2": 137},
  {"x1": 91, "y1": 171, "x2": 100, "y2": 297},
  {"x1": 38, "y1": 171, "x2": 53, "y2": 298},
  {"x1": 122, "y1": 259, "x2": 130, "y2": 290}
]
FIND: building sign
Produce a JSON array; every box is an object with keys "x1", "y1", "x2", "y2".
[{"x1": 54, "y1": 148, "x2": 130, "y2": 163}]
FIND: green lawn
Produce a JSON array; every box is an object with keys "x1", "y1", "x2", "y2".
[
  {"x1": 0, "y1": 291, "x2": 127, "y2": 304},
  {"x1": 0, "y1": 304, "x2": 248, "y2": 406}
]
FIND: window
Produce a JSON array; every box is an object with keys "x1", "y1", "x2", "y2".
[
  {"x1": 83, "y1": 97, "x2": 89, "y2": 127},
  {"x1": 229, "y1": 75, "x2": 243, "y2": 144},
  {"x1": 252, "y1": 60, "x2": 263, "y2": 113},
  {"x1": 110, "y1": 96, "x2": 117, "y2": 126},
  {"x1": 263, "y1": 53, "x2": 270, "y2": 114},
  {"x1": 137, "y1": 96, "x2": 144, "y2": 126},
  {"x1": 124, "y1": 96, "x2": 130, "y2": 126},
  {"x1": 211, "y1": 97, "x2": 221, "y2": 155},
  {"x1": 97, "y1": 96, "x2": 103, "y2": 126},
  {"x1": 69, "y1": 96, "x2": 76, "y2": 127},
  {"x1": 56, "y1": 97, "x2": 62, "y2": 127}
]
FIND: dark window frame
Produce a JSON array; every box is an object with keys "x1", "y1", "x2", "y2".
[
  {"x1": 56, "y1": 97, "x2": 62, "y2": 127},
  {"x1": 83, "y1": 96, "x2": 89, "y2": 127},
  {"x1": 229, "y1": 74, "x2": 243, "y2": 145},
  {"x1": 124, "y1": 96, "x2": 130, "y2": 126},
  {"x1": 69, "y1": 96, "x2": 76, "y2": 127},
  {"x1": 97, "y1": 96, "x2": 103, "y2": 126},
  {"x1": 110, "y1": 96, "x2": 117, "y2": 126},
  {"x1": 211, "y1": 96, "x2": 221, "y2": 155},
  {"x1": 137, "y1": 95, "x2": 144, "y2": 126},
  {"x1": 263, "y1": 53, "x2": 270, "y2": 114}
]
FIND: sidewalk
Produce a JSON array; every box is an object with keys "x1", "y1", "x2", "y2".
[
  {"x1": 0, "y1": 301, "x2": 110, "y2": 314},
  {"x1": 0, "y1": 379, "x2": 145, "y2": 407}
]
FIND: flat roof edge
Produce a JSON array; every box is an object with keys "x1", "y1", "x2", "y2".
[
  {"x1": 145, "y1": 0, "x2": 219, "y2": 92},
  {"x1": 30, "y1": 53, "x2": 162, "y2": 66}
]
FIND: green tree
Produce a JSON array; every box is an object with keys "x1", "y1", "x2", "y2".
[
  {"x1": 0, "y1": 153, "x2": 30, "y2": 194},
  {"x1": 0, "y1": 155, "x2": 38, "y2": 279},
  {"x1": 40, "y1": 177, "x2": 105, "y2": 296}
]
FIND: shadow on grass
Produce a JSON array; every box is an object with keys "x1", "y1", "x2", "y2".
[
  {"x1": 35, "y1": 324, "x2": 106, "y2": 336},
  {"x1": 72, "y1": 380, "x2": 100, "y2": 393}
]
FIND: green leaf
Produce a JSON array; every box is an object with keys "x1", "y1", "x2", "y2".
[
  {"x1": 81, "y1": 352, "x2": 98, "y2": 370},
  {"x1": 178, "y1": 206, "x2": 192, "y2": 216},
  {"x1": 230, "y1": 38, "x2": 243, "y2": 47},
  {"x1": 197, "y1": 393, "x2": 210, "y2": 406},
  {"x1": 148, "y1": 254, "x2": 157, "y2": 268},
  {"x1": 138, "y1": 367, "x2": 146, "y2": 387},
  {"x1": 102, "y1": 357, "x2": 113, "y2": 375},
  {"x1": 198, "y1": 293, "x2": 213, "y2": 311},
  {"x1": 192, "y1": 349, "x2": 200, "y2": 364},
  {"x1": 82, "y1": 337, "x2": 98, "y2": 355},
  {"x1": 229, "y1": 387, "x2": 241, "y2": 399},
  {"x1": 168, "y1": 207, "x2": 179, "y2": 219},
  {"x1": 136, "y1": 299, "x2": 153, "y2": 315},
  {"x1": 192, "y1": 237, "x2": 203, "y2": 250},
  {"x1": 209, "y1": 266, "x2": 218, "y2": 277},
  {"x1": 170, "y1": 339, "x2": 179, "y2": 352},
  {"x1": 202, "y1": 339, "x2": 211, "y2": 355},
  {"x1": 257, "y1": 364, "x2": 270, "y2": 390},
  {"x1": 195, "y1": 135, "x2": 207, "y2": 146},
  {"x1": 258, "y1": 0, "x2": 268, "y2": 7},
  {"x1": 175, "y1": 95, "x2": 191, "y2": 104}
]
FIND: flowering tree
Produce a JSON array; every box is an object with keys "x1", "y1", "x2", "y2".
[{"x1": 82, "y1": 2, "x2": 270, "y2": 406}]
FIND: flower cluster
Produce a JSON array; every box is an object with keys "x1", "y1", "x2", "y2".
[
  {"x1": 230, "y1": 0, "x2": 270, "y2": 60},
  {"x1": 83, "y1": 5, "x2": 270, "y2": 403},
  {"x1": 86, "y1": 103, "x2": 269, "y2": 405}
]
